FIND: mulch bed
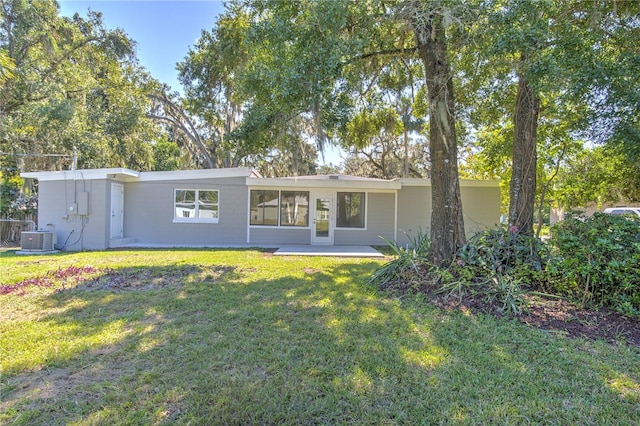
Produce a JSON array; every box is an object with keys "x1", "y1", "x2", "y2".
[
  {"x1": 517, "y1": 297, "x2": 640, "y2": 347},
  {"x1": 428, "y1": 293, "x2": 640, "y2": 347}
]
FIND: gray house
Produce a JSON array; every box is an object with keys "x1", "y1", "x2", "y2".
[{"x1": 21, "y1": 167, "x2": 500, "y2": 251}]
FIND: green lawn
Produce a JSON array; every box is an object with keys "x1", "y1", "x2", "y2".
[{"x1": 1, "y1": 249, "x2": 638, "y2": 425}]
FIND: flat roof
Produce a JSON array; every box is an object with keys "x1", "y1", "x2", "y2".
[
  {"x1": 21, "y1": 168, "x2": 498, "y2": 189},
  {"x1": 21, "y1": 168, "x2": 140, "y2": 182},
  {"x1": 21, "y1": 167, "x2": 257, "y2": 182},
  {"x1": 247, "y1": 174, "x2": 402, "y2": 190}
]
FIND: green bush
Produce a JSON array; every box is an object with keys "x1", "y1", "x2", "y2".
[
  {"x1": 1, "y1": 173, "x2": 37, "y2": 218},
  {"x1": 440, "y1": 226, "x2": 546, "y2": 315},
  {"x1": 454, "y1": 226, "x2": 545, "y2": 282},
  {"x1": 368, "y1": 229, "x2": 430, "y2": 291},
  {"x1": 546, "y1": 212, "x2": 640, "y2": 316},
  {"x1": 370, "y1": 217, "x2": 640, "y2": 318}
]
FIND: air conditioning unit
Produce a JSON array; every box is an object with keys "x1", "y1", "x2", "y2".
[{"x1": 21, "y1": 231, "x2": 56, "y2": 252}]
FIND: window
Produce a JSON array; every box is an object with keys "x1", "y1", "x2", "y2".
[
  {"x1": 337, "y1": 192, "x2": 365, "y2": 228},
  {"x1": 250, "y1": 190, "x2": 309, "y2": 227},
  {"x1": 280, "y1": 191, "x2": 309, "y2": 227},
  {"x1": 174, "y1": 189, "x2": 219, "y2": 222},
  {"x1": 250, "y1": 190, "x2": 279, "y2": 226}
]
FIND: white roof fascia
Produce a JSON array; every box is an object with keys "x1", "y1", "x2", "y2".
[
  {"x1": 397, "y1": 178, "x2": 431, "y2": 187},
  {"x1": 399, "y1": 178, "x2": 499, "y2": 187},
  {"x1": 459, "y1": 179, "x2": 500, "y2": 187},
  {"x1": 20, "y1": 168, "x2": 139, "y2": 182},
  {"x1": 136, "y1": 167, "x2": 253, "y2": 182},
  {"x1": 246, "y1": 177, "x2": 401, "y2": 191},
  {"x1": 21, "y1": 167, "x2": 256, "y2": 183}
]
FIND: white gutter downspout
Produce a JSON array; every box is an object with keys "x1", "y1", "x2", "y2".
[
  {"x1": 394, "y1": 190, "x2": 398, "y2": 243},
  {"x1": 246, "y1": 188, "x2": 251, "y2": 244}
]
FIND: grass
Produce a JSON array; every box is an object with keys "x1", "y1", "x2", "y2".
[{"x1": 1, "y1": 249, "x2": 639, "y2": 425}]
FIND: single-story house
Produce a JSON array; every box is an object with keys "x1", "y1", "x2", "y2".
[{"x1": 20, "y1": 167, "x2": 500, "y2": 251}]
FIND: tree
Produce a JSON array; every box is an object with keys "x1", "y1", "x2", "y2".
[
  {"x1": 462, "y1": 0, "x2": 640, "y2": 235},
  {"x1": 166, "y1": 5, "x2": 321, "y2": 176},
  {"x1": 576, "y1": 1, "x2": 640, "y2": 164},
  {"x1": 335, "y1": 53, "x2": 429, "y2": 179},
  {"x1": 1, "y1": 0, "x2": 163, "y2": 171},
  {"x1": 151, "y1": 137, "x2": 181, "y2": 171},
  {"x1": 148, "y1": 91, "x2": 217, "y2": 169},
  {"x1": 555, "y1": 146, "x2": 640, "y2": 209},
  {"x1": 195, "y1": 0, "x2": 468, "y2": 264},
  {"x1": 406, "y1": 1, "x2": 466, "y2": 262},
  {"x1": 0, "y1": 49, "x2": 13, "y2": 83}
]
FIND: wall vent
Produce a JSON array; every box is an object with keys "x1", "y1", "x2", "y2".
[{"x1": 21, "y1": 231, "x2": 56, "y2": 252}]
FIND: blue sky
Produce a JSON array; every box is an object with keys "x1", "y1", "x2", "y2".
[
  {"x1": 58, "y1": 0, "x2": 344, "y2": 165},
  {"x1": 58, "y1": 1, "x2": 226, "y2": 93}
]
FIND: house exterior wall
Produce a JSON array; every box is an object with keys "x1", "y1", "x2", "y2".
[
  {"x1": 247, "y1": 190, "x2": 396, "y2": 246},
  {"x1": 395, "y1": 182, "x2": 500, "y2": 247},
  {"x1": 35, "y1": 178, "x2": 110, "y2": 250},
  {"x1": 460, "y1": 185, "x2": 501, "y2": 235},
  {"x1": 248, "y1": 227, "x2": 310, "y2": 245},
  {"x1": 27, "y1": 168, "x2": 500, "y2": 251},
  {"x1": 123, "y1": 176, "x2": 248, "y2": 246},
  {"x1": 396, "y1": 185, "x2": 432, "y2": 247},
  {"x1": 334, "y1": 192, "x2": 395, "y2": 245}
]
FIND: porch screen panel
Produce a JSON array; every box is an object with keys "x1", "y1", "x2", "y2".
[
  {"x1": 280, "y1": 191, "x2": 309, "y2": 227},
  {"x1": 250, "y1": 190, "x2": 279, "y2": 225},
  {"x1": 337, "y1": 192, "x2": 365, "y2": 228}
]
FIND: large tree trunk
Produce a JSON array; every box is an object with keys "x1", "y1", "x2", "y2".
[
  {"x1": 413, "y1": 10, "x2": 465, "y2": 266},
  {"x1": 509, "y1": 70, "x2": 539, "y2": 236}
]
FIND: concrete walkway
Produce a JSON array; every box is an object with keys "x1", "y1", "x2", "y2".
[{"x1": 274, "y1": 245, "x2": 384, "y2": 258}]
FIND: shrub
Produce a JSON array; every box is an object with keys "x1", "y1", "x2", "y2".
[
  {"x1": 370, "y1": 217, "x2": 640, "y2": 318},
  {"x1": 368, "y1": 229, "x2": 430, "y2": 291},
  {"x1": 545, "y1": 212, "x2": 640, "y2": 316},
  {"x1": 1, "y1": 173, "x2": 37, "y2": 218},
  {"x1": 454, "y1": 226, "x2": 545, "y2": 283},
  {"x1": 440, "y1": 226, "x2": 546, "y2": 315},
  {"x1": 370, "y1": 226, "x2": 546, "y2": 315}
]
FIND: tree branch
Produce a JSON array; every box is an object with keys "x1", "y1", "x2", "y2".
[
  {"x1": 148, "y1": 93, "x2": 215, "y2": 168},
  {"x1": 345, "y1": 46, "x2": 418, "y2": 65}
]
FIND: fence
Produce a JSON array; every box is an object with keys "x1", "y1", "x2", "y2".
[{"x1": 0, "y1": 215, "x2": 37, "y2": 248}]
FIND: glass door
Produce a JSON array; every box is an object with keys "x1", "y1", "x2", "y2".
[{"x1": 312, "y1": 194, "x2": 333, "y2": 245}]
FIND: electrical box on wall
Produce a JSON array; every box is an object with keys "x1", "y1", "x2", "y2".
[
  {"x1": 77, "y1": 192, "x2": 89, "y2": 215},
  {"x1": 69, "y1": 203, "x2": 78, "y2": 215}
]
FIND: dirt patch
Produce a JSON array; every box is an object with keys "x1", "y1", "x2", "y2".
[
  {"x1": 0, "y1": 344, "x2": 126, "y2": 412},
  {"x1": 518, "y1": 297, "x2": 640, "y2": 346},
  {"x1": 428, "y1": 292, "x2": 640, "y2": 347},
  {"x1": 261, "y1": 248, "x2": 278, "y2": 258},
  {"x1": 1, "y1": 266, "x2": 101, "y2": 295},
  {"x1": 77, "y1": 265, "x2": 235, "y2": 292}
]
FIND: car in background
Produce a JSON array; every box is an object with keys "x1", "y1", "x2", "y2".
[{"x1": 603, "y1": 207, "x2": 640, "y2": 218}]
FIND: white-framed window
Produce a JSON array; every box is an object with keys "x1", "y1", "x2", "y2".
[
  {"x1": 174, "y1": 189, "x2": 219, "y2": 222},
  {"x1": 336, "y1": 192, "x2": 365, "y2": 228}
]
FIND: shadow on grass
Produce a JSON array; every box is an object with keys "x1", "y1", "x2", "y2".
[{"x1": 1, "y1": 258, "x2": 639, "y2": 424}]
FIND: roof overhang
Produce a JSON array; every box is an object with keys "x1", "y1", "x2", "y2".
[
  {"x1": 136, "y1": 167, "x2": 255, "y2": 182},
  {"x1": 247, "y1": 175, "x2": 402, "y2": 191},
  {"x1": 21, "y1": 168, "x2": 140, "y2": 182},
  {"x1": 399, "y1": 178, "x2": 499, "y2": 187},
  {"x1": 21, "y1": 167, "x2": 258, "y2": 182}
]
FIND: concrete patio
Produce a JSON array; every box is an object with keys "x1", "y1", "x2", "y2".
[{"x1": 274, "y1": 245, "x2": 385, "y2": 258}]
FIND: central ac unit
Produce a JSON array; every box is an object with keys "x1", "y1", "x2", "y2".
[{"x1": 21, "y1": 231, "x2": 56, "y2": 252}]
